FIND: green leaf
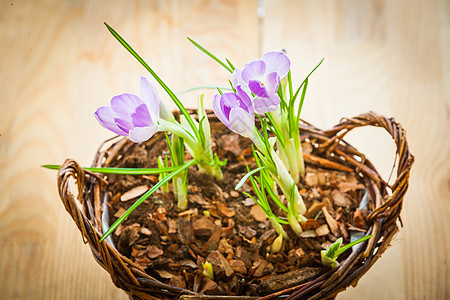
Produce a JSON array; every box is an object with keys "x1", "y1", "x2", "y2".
[
  {"x1": 225, "y1": 58, "x2": 236, "y2": 71},
  {"x1": 259, "y1": 117, "x2": 274, "y2": 162},
  {"x1": 296, "y1": 78, "x2": 308, "y2": 124},
  {"x1": 292, "y1": 58, "x2": 324, "y2": 104},
  {"x1": 104, "y1": 23, "x2": 200, "y2": 140},
  {"x1": 171, "y1": 134, "x2": 185, "y2": 166},
  {"x1": 198, "y1": 115, "x2": 207, "y2": 148},
  {"x1": 325, "y1": 237, "x2": 343, "y2": 259},
  {"x1": 177, "y1": 86, "x2": 232, "y2": 95},
  {"x1": 187, "y1": 37, "x2": 233, "y2": 73},
  {"x1": 41, "y1": 164, "x2": 185, "y2": 175},
  {"x1": 265, "y1": 112, "x2": 285, "y2": 147},
  {"x1": 228, "y1": 80, "x2": 237, "y2": 93},
  {"x1": 337, "y1": 234, "x2": 373, "y2": 256},
  {"x1": 235, "y1": 166, "x2": 269, "y2": 190},
  {"x1": 287, "y1": 71, "x2": 294, "y2": 101},
  {"x1": 250, "y1": 148, "x2": 288, "y2": 213},
  {"x1": 41, "y1": 164, "x2": 61, "y2": 170},
  {"x1": 213, "y1": 153, "x2": 227, "y2": 167},
  {"x1": 100, "y1": 159, "x2": 198, "y2": 242},
  {"x1": 288, "y1": 182, "x2": 299, "y2": 219},
  {"x1": 255, "y1": 151, "x2": 275, "y2": 174},
  {"x1": 165, "y1": 132, "x2": 174, "y2": 159},
  {"x1": 321, "y1": 251, "x2": 339, "y2": 268},
  {"x1": 277, "y1": 82, "x2": 287, "y2": 111}
]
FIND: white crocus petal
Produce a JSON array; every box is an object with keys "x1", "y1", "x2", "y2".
[
  {"x1": 253, "y1": 94, "x2": 281, "y2": 114},
  {"x1": 128, "y1": 126, "x2": 159, "y2": 143},
  {"x1": 140, "y1": 77, "x2": 160, "y2": 121},
  {"x1": 159, "y1": 98, "x2": 175, "y2": 122},
  {"x1": 229, "y1": 108, "x2": 255, "y2": 138}
]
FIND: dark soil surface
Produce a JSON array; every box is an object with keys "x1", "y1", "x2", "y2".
[{"x1": 103, "y1": 121, "x2": 370, "y2": 296}]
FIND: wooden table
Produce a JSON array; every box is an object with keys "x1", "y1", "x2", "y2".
[{"x1": 1, "y1": 0, "x2": 448, "y2": 299}]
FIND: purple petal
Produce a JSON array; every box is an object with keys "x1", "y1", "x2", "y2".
[
  {"x1": 94, "y1": 106, "x2": 128, "y2": 136},
  {"x1": 131, "y1": 104, "x2": 153, "y2": 127},
  {"x1": 213, "y1": 94, "x2": 231, "y2": 128},
  {"x1": 231, "y1": 68, "x2": 247, "y2": 88},
  {"x1": 140, "y1": 76, "x2": 160, "y2": 121},
  {"x1": 128, "y1": 125, "x2": 159, "y2": 143},
  {"x1": 241, "y1": 60, "x2": 266, "y2": 82},
  {"x1": 253, "y1": 94, "x2": 281, "y2": 114},
  {"x1": 115, "y1": 118, "x2": 133, "y2": 134},
  {"x1": 229, "y1": 107, "x2": 255, "y2": 138},
  {"x1": 248, "y1": 80, "x2": 269, "y2": 98},
  {"x1": 220, "y1": 93, "x2": 240, "y2": 119},
  {"x1": 235, "y1": 86, "x2": 253, "y2": 113},
  {"x1": 264, "y1": 72, "x2": 280, "y2": 95},
  {"x1": 111, "y1": 93, "x2": 144, "y2": 122},
  {"x1": 261, "y1": 51, "x2": 290, "y2": 78}
]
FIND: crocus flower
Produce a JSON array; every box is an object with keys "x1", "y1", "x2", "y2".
[
  {"x1": 213, "y1": 86, "x2": 255, "y2": 138},
  {"x1": 95, "y1": 77, "x2": 160, "y2": 143},
  {"x1": 231, "y1": 51, "x2": 290, "y2": 114}
]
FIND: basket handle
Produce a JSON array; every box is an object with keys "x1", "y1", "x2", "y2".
[
  {"x1": 57, "y1": 159, "x2": 143, "y2": 288},
  {"x1": 57, "y1": 159, "x2": 90, "y2": 241},
  {"x1": 322, "y1": 111, "x2": 414, "y2": 222}
]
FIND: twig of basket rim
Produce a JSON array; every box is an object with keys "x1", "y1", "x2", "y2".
[
  {"x1": 257, "y1": 269, "x2": 334, "y2": 300},
  {"x1": 334, "y1": 148, "x2": 383, "y2": 185},
  {"x1": 302, "y1": 153, "x2": 354, "y2": 172}
]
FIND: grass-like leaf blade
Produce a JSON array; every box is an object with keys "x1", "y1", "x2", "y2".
[
  {"x1": 100, "y1": 159, "x2": 198, "y2": 242},
  {"x1": 337, "y1": 234, "x2": 373, "y2": 256},
  {"x1": 177, "y1": 86, "x2": 232, "y2": 95},
  {"x1": 292, "y1": 58, "x2": 324, "y2": 104},
  {"x1": 187, "y1": 37, "x2": 233, "y2": 73},
  {"x1": 42, "y1": 164, "x2": 185, "y2": 175},
  {"x1": 235, "y1": 166, "x2": 269, "y2": 190},
  {"x1": 104, "y1": 23, "x2": 200, "y2": 140}
]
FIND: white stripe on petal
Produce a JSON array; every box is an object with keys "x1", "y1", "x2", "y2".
[
  {"x1": 128, "y1": 126, "x2": 158, "y2": 143},
  {"x1": 140, "y1": 76, "x2": 160, "y2": 121},
  {"x1": 229, "y1": 107, "x2": 255, "y2": 138}
]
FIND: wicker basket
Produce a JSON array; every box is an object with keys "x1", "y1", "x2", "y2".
[{"x1": 57, "y1": 111, "x2": 413, "y2": 300}]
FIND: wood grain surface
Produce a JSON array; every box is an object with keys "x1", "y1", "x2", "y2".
[{"x1": 0, "y1": 0, "x2": 448, "y2": 299}]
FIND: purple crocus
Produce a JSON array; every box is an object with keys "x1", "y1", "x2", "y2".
[
  {"x1": 95, "y1": 77, "x2": 160, "y2": 143},
  {"x1": 232, "y1": 51, "x2": 290, "y2": 114},
  {"x1": 213, "y1": 86, "x2": 255, "y2": 138}
]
